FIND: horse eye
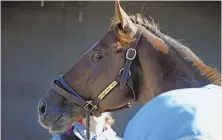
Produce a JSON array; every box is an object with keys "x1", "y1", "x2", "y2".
[{"x1": 92, "y1": 52, "x2": 103, "y2": 61}]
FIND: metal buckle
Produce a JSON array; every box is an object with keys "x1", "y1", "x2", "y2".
[
  {"x1": 126, "y1": 48, "x2": 137, "y2": 60},
  {"x1": 119, "y1": 68, "x2": 131, "y2": 76},
  {"x1": 84, "y1": 101, "x2": 97, "y2": 112}
]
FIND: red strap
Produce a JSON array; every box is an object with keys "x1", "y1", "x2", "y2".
[
  {"x1": 77, "y1": 119, "x2": 83, "y2": 125},
  {"x1": 67, "y1": 119, "x2": 83, "y2": 131},
  {"x1": 67, "y1": 125, "x2": 73, "y2": 131}
]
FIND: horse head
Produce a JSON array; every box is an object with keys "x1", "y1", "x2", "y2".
[{"x1": 37, "y1": 1, "x2": 221, "y2": 134}]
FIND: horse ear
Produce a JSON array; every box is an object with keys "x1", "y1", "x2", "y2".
[{"x1": 115, "y1": 0, "x2": 137, "y2": 34}]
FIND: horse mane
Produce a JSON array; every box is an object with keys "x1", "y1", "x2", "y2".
[{"x1": 110, "y1": 13, "x2": 221, "y2": 86}]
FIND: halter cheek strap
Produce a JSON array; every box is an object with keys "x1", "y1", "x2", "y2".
[{"x1": 120, "y1": 26, "x2": 145, "y2": 89}]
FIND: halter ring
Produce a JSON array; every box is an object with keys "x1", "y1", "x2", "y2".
[
  {"x1": 119, "y1": 68, "x2": 131, "y2": 77},
  {"x1": 126, "y1": 48, "x2": 137, "y2": 60}
]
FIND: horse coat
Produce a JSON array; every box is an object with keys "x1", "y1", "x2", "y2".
[{"x1": 123, "y1": 84, "x2": 222, "y2": 140}]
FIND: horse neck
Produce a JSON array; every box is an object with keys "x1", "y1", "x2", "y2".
[{"x1": 134, "y1": 30, "x2": 221, "y2": 104}]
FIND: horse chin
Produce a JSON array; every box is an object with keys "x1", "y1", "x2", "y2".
[
  {"x1": 48, "y1": 120, "x2": 72, "y2": 134},
  {"x1": 47, "y1": 116, "x2": 83, "y2": 134},
  {"x1": 38, "y1": 115, "x2": 73, "y2": 134},
  {"x1": 48, "y1": 123, "x2": 68, "y2": 135}
]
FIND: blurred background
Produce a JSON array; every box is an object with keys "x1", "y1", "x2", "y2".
[{"x1": 1, "y1": 1, "x2": 221, "y2": 140}]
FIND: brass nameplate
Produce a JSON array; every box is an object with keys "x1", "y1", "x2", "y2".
[{"x1": 98, "y1": 81, "x2": 118, "y2": 100}]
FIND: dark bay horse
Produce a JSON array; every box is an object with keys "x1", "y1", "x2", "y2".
[{"x1": 37, "y1": 1, "x2": 221, "y2": 135}]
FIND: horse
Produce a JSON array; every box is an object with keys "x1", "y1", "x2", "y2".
[{"x1": 37, "y1": 0, "x2": 221, "y2": 137}]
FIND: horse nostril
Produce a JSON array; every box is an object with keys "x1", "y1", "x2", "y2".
[{"x1": 38, "y1": 100, "x2": 47, "y2": 116}]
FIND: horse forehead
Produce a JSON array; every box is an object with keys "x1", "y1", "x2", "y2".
[{"x1": 84, "y1": 31, "x2": 116, "y2": 55}]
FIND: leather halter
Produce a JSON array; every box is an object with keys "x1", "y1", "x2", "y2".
[
  {"x1": 50, "y1": 26, "x2": 145, "y2": 139},
  {"x1": 51, "y1": 25, "x2": 145, "y2": 115}
]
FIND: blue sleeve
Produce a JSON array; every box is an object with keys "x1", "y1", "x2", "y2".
[{"x1": 123, "y1": 84, "x2": 221, "y2": 140}]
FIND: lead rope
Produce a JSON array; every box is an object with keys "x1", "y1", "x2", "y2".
[{"x1": 86, "y1": 107, "x2": 90, "y2": 140}]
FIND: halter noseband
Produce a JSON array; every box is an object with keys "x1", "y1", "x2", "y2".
[{"x1": 50, "y1": 26, "x2": 145, "y2": 139}]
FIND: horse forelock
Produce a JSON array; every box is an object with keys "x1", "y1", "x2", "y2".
[
  {"x1": 109, "y1": 13, "x2": 168, "y2": 53},
  {"x1": 109, "y1": 17, "x2": 134, "y2": 48}
]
